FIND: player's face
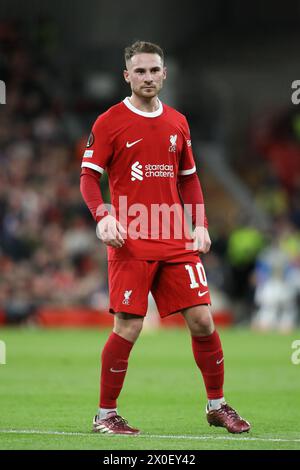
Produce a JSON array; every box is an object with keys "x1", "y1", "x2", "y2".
[{"x1": 124, "y1": 53, "x2": 166, "y2": 99}]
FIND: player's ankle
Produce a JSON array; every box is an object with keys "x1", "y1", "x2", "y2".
[
  {"x1": 98, "y1": 407, "x2": 118, "y2": 419},
  {"x1": 207, "y1": 397, "x2": 226, "y2": 411}
]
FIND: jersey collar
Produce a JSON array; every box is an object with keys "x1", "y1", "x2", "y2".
[{"x1": 123, "y1": 97, "x2": 163, "y2": 118}]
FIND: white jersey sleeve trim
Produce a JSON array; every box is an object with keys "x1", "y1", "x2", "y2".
[
  {"x1": 178, "y1": 166, "x2": 196, "y2": 176},
  {"x1": 81, "y1": 162, "x2": 104, "y2": 174}
]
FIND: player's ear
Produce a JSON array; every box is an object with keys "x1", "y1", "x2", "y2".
[
  {"x1": 123, "y1": 69, "x2": 130, "y2": 83},
  {"x1": 163, "y1": 66, "x2": 167, "y2": 80}
]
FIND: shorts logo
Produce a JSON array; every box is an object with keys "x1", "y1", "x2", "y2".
[
  {"x1": 131, "y1": 161, "x2": 143, "y2": 181},
  {"x1": 122, "y1": 290, "x2": 132, "y2": 305},
  {"x1": 169, "y1": 134, "x2": 177, "y2": 152},
  {"x1": 198, "y1": 290, "x2": 208, "y2": 297}
]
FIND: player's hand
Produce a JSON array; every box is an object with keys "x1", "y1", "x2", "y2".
[
  {"x1": 192, "y1": 226, "x2": 211, "y2": 254},
  {"x1": 96, "y1": 215, "x2": 126, "y2": 248}
]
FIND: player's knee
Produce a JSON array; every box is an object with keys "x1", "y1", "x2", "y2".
[
  {"x1": 197, "y1": 313, "x2": 214, "y2": 335},
  {"x1": 192, "y1": 321, "x2": 212, "y2": 336},
  {"x1": 114, "y1": 314, "x2": 144, "y2": 342},
  {"x1": 128, "y1": 319, "x2": 144, "y2": 338},
  {"x1": 183, "y1": 307, "x2": 214, "y2": 336}
]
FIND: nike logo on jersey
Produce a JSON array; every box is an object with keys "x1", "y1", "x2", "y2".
[
  {"x1": 110, "y1": 367, "x2": 127, "y2": 373},
  {"x1": 198, "y1": 290, "x2": 208, "y2": 297},
  {"x1": 126, "y1": 138, "x2": 143, "y2": 148},
  {"x1": 216, "y1": 358, "x2": 224, "y2": 365}
]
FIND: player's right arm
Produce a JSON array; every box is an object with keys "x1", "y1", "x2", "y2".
[
  {"x1": 80, "y1": 114, "x2": 125, "y2": 248},
  {"x1": 80, "y1": 168, "x2": 125, "y2": 248}
]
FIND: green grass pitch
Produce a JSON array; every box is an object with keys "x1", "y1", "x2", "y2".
[{"x1": 0, "y1": 326, "x2": 299, "y2": 450}]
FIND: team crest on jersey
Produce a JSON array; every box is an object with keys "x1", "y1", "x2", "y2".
[
  {"x1": 86, "y1": 131, "x2": 94, "y2": 148},
  {"x1": 122, "y1": 290, "x2": 132, "y2": 305},
  {"x1": 169, "y1": 134, "x2": 177, "y2": 152}
]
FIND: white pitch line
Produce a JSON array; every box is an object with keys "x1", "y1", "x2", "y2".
[{"x1": 0, "y1": 429, "x2": 299, "y2": 443}]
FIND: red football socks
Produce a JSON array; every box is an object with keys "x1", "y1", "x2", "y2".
[
  {"x1": 100, "y1": 332, "x2": 134, "y2": 409},
  {"x1": 100, "y1": 330, "x2": 224, "y2": 408},
  {"x1": 191, "y1": 330, "x2": 224, "y2": 400}
]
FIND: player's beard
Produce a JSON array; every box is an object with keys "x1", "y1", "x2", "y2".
[{"x1": 135, "y1": 82, "x2": 163, "y2": 100}]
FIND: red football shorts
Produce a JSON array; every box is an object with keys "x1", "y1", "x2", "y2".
[{"x1": 108, "y1": 255, "x2": 211, "y2": 317}]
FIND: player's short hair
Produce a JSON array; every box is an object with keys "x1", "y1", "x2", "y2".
[{"x1": 124, "y1": 41, "x2": 164, "y2": 65}]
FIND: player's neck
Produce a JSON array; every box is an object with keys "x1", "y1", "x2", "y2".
[{"x1": 128, "y1": 95, "x2": 160, "y2": 113}]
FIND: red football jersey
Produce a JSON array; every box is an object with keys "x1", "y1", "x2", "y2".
[{"x1": 81, "y1": 97, "x2": 199, "y2": 261}]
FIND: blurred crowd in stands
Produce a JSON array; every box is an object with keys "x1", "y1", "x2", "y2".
[
  {"x1": 0, "y1": 22, "x2": 299, "y2": 330},
  {"x1": 0, "y1": 22, "x2": 110, "y2": 324}
]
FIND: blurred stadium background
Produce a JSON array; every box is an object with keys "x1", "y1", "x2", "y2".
[
  {"x1": 1, "y1": 0, "x2": 300, "y2": 331},
  {"x1": 1, "y1": 0, "x2": 300, "y2": 452}
]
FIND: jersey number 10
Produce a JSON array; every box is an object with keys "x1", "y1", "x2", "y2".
[{"x1": 185, "y1": 263, "x2": 207, "y2": 289}]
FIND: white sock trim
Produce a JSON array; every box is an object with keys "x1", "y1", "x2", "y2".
[
  {"x1": 98, "y1": 408, "x2": 118, "y2": 419},
  {"x1": 208, "y1": 398, "x2": 226, "y2": 411}
]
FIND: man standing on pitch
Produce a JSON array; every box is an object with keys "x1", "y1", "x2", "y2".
[{"x1": 80, "y1": 41, "x2": 250, "y2": 435}]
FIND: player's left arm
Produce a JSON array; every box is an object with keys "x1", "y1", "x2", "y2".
[
  {"x1": 178, "y1": 172, "x2": 211, "y2": 254},
  {"x1": 177, "y1": 118, "x2": 211, "y2": 254}
]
